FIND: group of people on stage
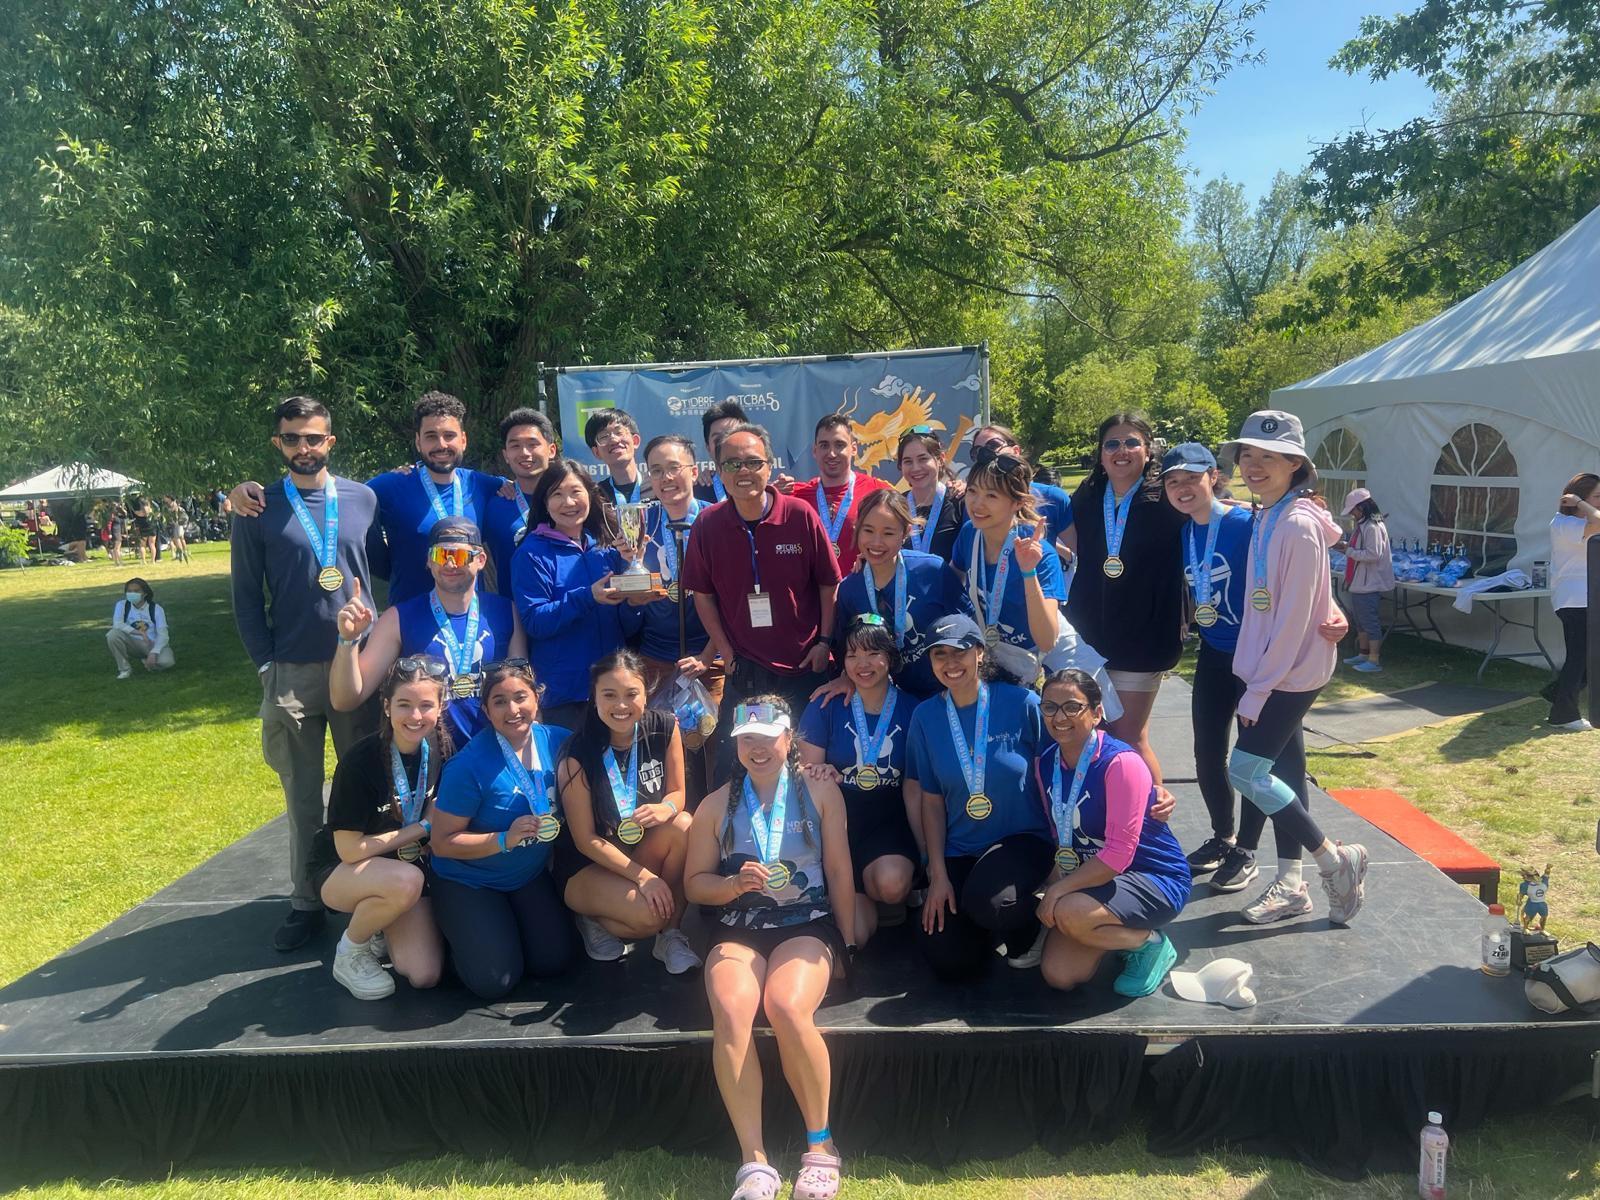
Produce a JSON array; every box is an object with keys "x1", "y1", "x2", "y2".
[{"x1": 230, "y1": 389, "x2": 1370, "y2": 1200}]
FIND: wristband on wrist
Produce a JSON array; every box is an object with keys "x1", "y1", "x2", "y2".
[
  {"x1": 337, "y1": 634, "x2": 362, "y2": 647},
  {"x1": 420, "y1": 818, "x2": 431, "y2": 838},
  {"x1": 497, "y1": 831, "x2": 508, "y2": 854},
  {"x1": 1019, "y1": 568, "x2": 1038, "y2": 579}
]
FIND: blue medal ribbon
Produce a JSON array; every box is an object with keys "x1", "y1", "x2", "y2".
[
  {"x1": 815, "y1": 473, "x2": 857, "y2": 546},
  {"x1": 712, "y1": 473, "x2": 727, "y2": 502},
  {"x1": 283, "y1": 474, "x2": 339, "y2": 573},
  {"x1": 428, "y1": 590, "x2": 481, "y2": 678},
  {"x1": 656, "y1": 499, "x2": 702, "y2": 584},
  {"x1": 850, "y1": 686, "x2": 898, "y2": 774},
  {"x1": 613, "y1": 472, "x2": 642, "y2": 505},
  {"x1": 1184, "y1": 505, "x2": 1224, "y2": 609},
  {"x1": 418, "y1": 465, "x2": 465, "y2": 523},
  {"x1": 390, "y1": 739, "x2": 431, "y2": 825},
  {"x1": 743, "y1": 766, "x2": 789, "y2": 865},
  {"x1": 943, "y1": 683, "x2": 990, "y2": 798},
  {"x1": 1050, "y1": 731, "x2": 1099, "y2": 855},
  {"x1": 495, "y1": 730, "x2": 553, "y2": 816},
  {"x1": 1250, "y1": 496, "x2": 1293, "y2": 598},
  {"x1": 970, "y1": 527, "x2": 1018, "y2": 635},
  {"x1": 912, "y1": 486, "x2": 946, "y2": 554},
  {"x1": 602, "y1": 728, "x2": 641, "y2": 821},
  {"x1": 513, "y1": 488, "x2": 530, "y2": 536},
  {"x1": 1103, "y1": 484, "x2": 1135, "y2": 562},
  {"x1": 864, "y1": 554, "x2": 908, "y2": 646}
]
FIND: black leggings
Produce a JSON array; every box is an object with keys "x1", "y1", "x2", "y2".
[
  {"x1": 917, "y1": 833, "x2": 1054, "y2": 980},
  {"x1": 1192, "y1": 641, "x2": 1304, "y2": 858},
  {"x1": 430, "y1": 870, "x2": 578, "y2": 1001},
  {"x1": 1229, "y1": 689, "x2": 1327, "y2": 857},
  {"x1": 1549, "y1": 607, "x2": 1589, "y2": 725}
]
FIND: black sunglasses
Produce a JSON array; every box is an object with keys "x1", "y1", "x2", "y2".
[
  {"x1": 482, "y1": 657, "x2": 533, "y2": 673},
  {"x1": 277, "y1": 432, "x2": 330, "y2": 448},
  {"x1": 392, "y1": 656, "x2": 449, "y2": 680},
  {"x1": 970, "y1": 442, "x2": 1027, "y2": 475}
]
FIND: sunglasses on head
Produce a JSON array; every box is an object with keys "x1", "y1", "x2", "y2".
[
  {"x1": 851, "y1": 613, "x2": 887, "y2": 629},
  {"x1": 277, "y1": 432, "x2": 330, "y2": 448},
  {"x1": 1102, "y1": 437, "x2": 1144, "y2": 452},
  {"x1": 483, "y1": 657, "x2": 532, "y2": 673},
  {"x1": 393, "y1": 656, "x2": 449, "y2": 680},
  {"x1": 971, "y1": 442, "x2": 1027, "y2": 474},
  {"x1": 428, "y1": 544, "x2": 479, "y2": 568}
]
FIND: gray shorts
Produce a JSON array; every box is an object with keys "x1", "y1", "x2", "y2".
[{"x1": 1350, "y1": 590, "x2": 1384, "y2": 640}]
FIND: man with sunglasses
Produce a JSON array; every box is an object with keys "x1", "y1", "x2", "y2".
[
  {"x1": 791, "y1": 413, "x2": 891, "y2": 573},
  {"x1": 680, "y1": 423, "x2": 843, "y2": 783},
  {"x1": 482, "y1": 407, "x2": 560, "y2": 597},
  {"x1": 968, "y1": 424, "x2": 1074, "y2": 551},
  {"x1": 231, "y1": 395, "x2": 386, "y2": 952},
  {"x1": 329, "y1": 518, "x2": 526, "y2": 747}
]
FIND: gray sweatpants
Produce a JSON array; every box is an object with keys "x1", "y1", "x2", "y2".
[
  {"x1": 107, "y1": 628, "x2": 175, "y2": 673},
  {"x1": 260, "y1": 661, "x2": 377, "y2": 910}
]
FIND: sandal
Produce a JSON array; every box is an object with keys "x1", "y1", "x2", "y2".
[
  {"x1": 791, "y1": 1151, "x2": 843, "y2": 1200},
  {"x1": 731, "y1": 1161, "x2": 783, "y2": 1200}
]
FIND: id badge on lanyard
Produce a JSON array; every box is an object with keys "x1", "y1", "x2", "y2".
[{"x1": 749, "y1": 590, "x2": 774, "y2": 628}]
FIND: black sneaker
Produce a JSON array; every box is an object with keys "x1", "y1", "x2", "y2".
[
  {"x1": 1210, "y1": 846, "x2": 1259, "y2": 893},
  {"x1": 1186, "y1": 835, "x2": 1234, "y2": 873},
  {"x1": 273, "y1": 906, "x2": 325, "y2": 952}
]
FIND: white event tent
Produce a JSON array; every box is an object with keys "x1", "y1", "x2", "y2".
[{"x1": 0, "y1": 464, "x2": 142, "y2": 502}]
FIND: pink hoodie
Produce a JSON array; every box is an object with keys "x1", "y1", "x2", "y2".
[{"x1": 1233, "y1": 497, "x2": 1343, "y2": 722}]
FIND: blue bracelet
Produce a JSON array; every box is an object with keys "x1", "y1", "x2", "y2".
[
  {"x1": 1019, "y1": 568, "x2": 1038, "y2": 579},
  {"x1": 806, "y1": 1126, "x2": 831, "y2": 1145},
  {"x1": 497, "y1": 831, "x2": 508, "y2": 853}
]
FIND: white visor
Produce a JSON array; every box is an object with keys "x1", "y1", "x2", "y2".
[{"x1": 1168, "y1": 957, "x2": 1257, "y2": 1008}]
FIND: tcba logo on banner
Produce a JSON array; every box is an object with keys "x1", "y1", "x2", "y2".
[{"x1": 555, "y1": 345, "x2": 989, "y2": 482}]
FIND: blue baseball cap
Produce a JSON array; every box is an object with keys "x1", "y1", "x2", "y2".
[{"x1": 1160, "y1": 443, "x2": 1217, "y2": 476}]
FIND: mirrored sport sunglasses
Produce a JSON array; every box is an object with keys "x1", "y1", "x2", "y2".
[
  {"x1": 393, "y1": 655, "x2": 449, "y2": 680},
  {"x1": 733, "y1": 701, "x2": 781, "y2": 726},
  {"x1": 851, "y1": 612, "x2": 887, "y2": 629},
  {"x1": 277, "y1": 431, "x2": 330, "y2": 448},
  {"x1": 428, "y1": 544, "x2": 480, "y2": 568},
  {"x1": 1040, "y1": 698, "x2": 1091, "y2": 719},
  {"x1": 1102, "y1": 437, "x2": 1144, "y2": 452},
  {"x1": 719, "y1": 457, "x2": 770, "y2": 473}
]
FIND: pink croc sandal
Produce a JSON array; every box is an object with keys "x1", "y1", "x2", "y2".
[
  {"x1": 791, "y1": 1151, "x2": 842, "y2": 1200},
  {"x1": 731, "y1": 1161, "x2": 782, "y2": 1200}
]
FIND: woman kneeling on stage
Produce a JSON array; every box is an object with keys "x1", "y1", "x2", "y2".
[
  {"x1": 554, "y1": 650, "x2": 701, "y2": 974},
  {"x1": 428, "y1": 659, "x2": 579, "y2": 1000},
  {"x1": 1034, "y1": 669, "x2": 1191, "y2": 997},
  {"x1": 686, "y1": 696, "x2": 856, "y2": 1200},
  {"x1": 310, "y1": 656, "x2": 450, "y2": 1000}
]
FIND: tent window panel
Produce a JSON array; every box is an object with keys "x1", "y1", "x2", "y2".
[
  {"x1": 1428, "y1": 487, "x2": 1457, "y2": 529},
  {"x1": 1488, "y1": 487, "x2": 1518, "y2": 534},
  {"x1": 1314, "y1": 429, "x2": 1366, "y2": 472},
  {"x1": 1429, "y1": 423, "x2": 1521, "y2": 573}
]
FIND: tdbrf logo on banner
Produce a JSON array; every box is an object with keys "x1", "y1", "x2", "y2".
[{"x1": 555, "y1": 346, "x2": 986, "y2": 483}]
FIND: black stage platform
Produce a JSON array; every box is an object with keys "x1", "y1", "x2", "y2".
[{"x1": 2, "y1": 682, "x2": 1596, "y2": 1182}]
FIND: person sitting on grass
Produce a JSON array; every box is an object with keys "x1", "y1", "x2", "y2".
[
  {"x1": 1335, "y1": 488, "x2": 1395, "y2": 674},
  {"x1": 1033, "y1": 669, "x2": 1191, "y2": 997},
  {"x1": 106, "y1": 577, "x2": 175, "y2": 679},
  {"x1": 308, "y1": 656, "x2": 449, "y2": 1000},
  {"x1": 553, "y1": 650, "x2": 702, "y2": 974}
]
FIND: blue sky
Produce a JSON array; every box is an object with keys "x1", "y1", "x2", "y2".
[{"x1": 1181, "y1": 1, "x2": 1439, "y2": 203}]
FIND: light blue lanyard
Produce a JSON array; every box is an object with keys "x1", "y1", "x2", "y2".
[
  {"x1": 744, "y1": 768, "x2": 789, "y2": 864},
  {"x1": 971, "y1": 527, "x2": 1018, "y2": 631},
  {"x1": 390, "y1": 740, "x2": 430, "y2": 824},
  {"x1": 418, "y1": 466, "x2": 464, "y2": 522},
  {"x1": 1103, "y1": 484, "x2": 1135, "y2": 559},
  {"x1": 816, "y1": 473, "x2": 857, "y2": 544},
  {"x1": 614, "y1": 472, "x2": 641, "y2": 505},
  {"x1": 427, "y1": 590, "x2": 481, "y2": 676},
  {"x1": 513, "y1": 488, "x2": 530, "y2": 536},
  {"x1": 1184, "y1": 506, "x2": 1224, "y2": 607},
  {"x1": 656, "y1": 500, "x2": 702, "y2": 583},
  {"x1": 496, "y1": 730, "x2": 552, "y2": 815},
  {"x1": 712, "y1": 474, "x2": 726, "y2": 502},
  {"x1": 912, "y1": 486, "x2": 946, "y2": 554},
  {"x1": 864, "y1": 555, "x2": 908, "y2": 646},
  {"x1": 602, "y1": 727, "x2": 640, "y2": 819},
  {"x1": 943, "y1": 684, "x2": 990, "y2": 797},
  {"x1": 283, "y1": 475, "x2": 338, "y2": 570},
  {"x1": 850, "y1": 688, "x2": 897, "y2": 769},
  {"x1": 1251, "y1": 497, "x2": 1293, "y2": 594},
  {"x1": 1050, "y1": 732, "x2": 1098, "y2": 851}
]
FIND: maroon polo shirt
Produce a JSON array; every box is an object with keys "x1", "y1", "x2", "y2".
[
  {"x1": 791, "y1": 471, "x2": 892, "y2": 574},
  {"x1": 681, "y1": 488, "x2": 843, "y2": 675}
]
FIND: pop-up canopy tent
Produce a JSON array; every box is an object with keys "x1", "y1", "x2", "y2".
[
  {"x1": 1274, "y1": 202, "x2": 1600, "y2": 577},
  {"x1": 0, "y1": 464, "x2": 142, "y2": 502}
]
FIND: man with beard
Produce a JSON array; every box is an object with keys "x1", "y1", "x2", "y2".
[
  {"x1": 481, "y1": 407, "x2": 560, "y2": 596},
  {"x1": 231, "y1": 395, "x2": 386, "y2": 951},
  {"x1": 790, "y1": 413, "x2": 891, "y2": 574}
]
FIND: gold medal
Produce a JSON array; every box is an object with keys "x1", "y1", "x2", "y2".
[
  {"x1": 666, "y1": 581, "x2": 681, "y2": 604},
  {"x1": 764, "y1": 861, "x2": 792, "y2": 891},
  {"x1": 1194, "y1": 603, "x2": 1219, "y2": 627},
  {"x1": 855, "y1": 765, "x2": 881, "y2": 792},
  {"x1": 451, "y1": 673, "x2": 477, "y2": 699},
  {"x1": 536, "y1": 812, "x2": 562, "y2": 843},
  {"x1": 1055, "y1": 846, "x2": 1079, "y2": 874},
  {"x1": 1103, "y1": 556, "x2": 1125, "y2": 579},
  {"x1": 398, "y1": 841, "x2": 423, "y2": 863},
  {"x1": 984, "y1": 625, "x2": 1001, "y2": 649},
  {"x1": 617, "y1": 817, "x2": 644, "y2": 846},
  {"x1": 1250, "y1": 587, "x2": 1272, "y2": 612},
  {"x1": 831, "y1": 541, "x2": 842, "y2": 558},
  {"x1": 965, "y1": 792, "x2": 993, "y2": 820},
  {"x1": 317, "y1": 565, "x2": 344, "y2": 592},
  {"x1": 698, "y1": 713, "x2": 716, "y2": 736}
]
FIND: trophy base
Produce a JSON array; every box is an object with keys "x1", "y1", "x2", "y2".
[{"x1": 613, "y1": 570, "x2": 658, "y2": 595}]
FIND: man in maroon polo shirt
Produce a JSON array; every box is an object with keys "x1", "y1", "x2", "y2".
[
  {"x1": 682, "y1": 422, "x2": 842, "y2": 782},
  {"x1": 790, "y1": 413, "x2": 891, "y2": 575}
]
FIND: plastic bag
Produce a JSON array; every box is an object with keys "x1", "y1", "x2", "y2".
[{"x1": 651, "y1": 671, "x2": 718, "y2": 750}]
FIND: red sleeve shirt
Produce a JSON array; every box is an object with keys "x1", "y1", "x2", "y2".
[
  {"x1": 790, "y1": 471, "x2": 892, "y2": 575},
  {"x1": 681, "y1": 489, "x2": 844, "y2": 676}
]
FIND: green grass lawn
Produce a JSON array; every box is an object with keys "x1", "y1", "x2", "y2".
[{"x1": 3, "y1": 545, "x2": 1599, "y2": 1199}]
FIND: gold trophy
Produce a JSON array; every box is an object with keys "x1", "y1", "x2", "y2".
[{"x1": 613, "y1": 501, "x2": 656, "y2": 595}]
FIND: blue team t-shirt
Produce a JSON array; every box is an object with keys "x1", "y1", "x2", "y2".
[
  {"x1": 798, "y1": 686, "x2": 919, "y2": 801},
  {"x1": 834, "y1": 550, "x2": 962, "y2": 698},
  {"x1": 481, "y1": 486, "x2": 536, "y2": 599},
  {"x1": 367, "y1": 466, "x2": 506, "y2": 605},
  {"x1": 951, "y1": 524, "x2": 1067, "y2": 653},
  {"x1": 431, "y1": 724, "x2": 569, "y2": 891},
  {"x1": 907, "y1": 684, "x2": 1049, "y2": 857},
  {"x1": 1181, "y1": 505, "x2": 1253, "y2": 655},
  {"x1": 394, "y1": 589, "x2": 516, "y2": 746},
  {"x1": 1031, "y1": 482, "x2": 1075, "y2": 545}
]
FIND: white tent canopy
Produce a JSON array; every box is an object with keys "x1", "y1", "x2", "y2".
[
  {"x1": 1275, "y1": 202, "x2": 1600, "y2": 577},
  {"x1": 0, "y1": 464, "x2": 143, "y2": 502}
]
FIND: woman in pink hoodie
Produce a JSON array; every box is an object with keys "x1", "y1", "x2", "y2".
[{"x1": 1223, "y1": 411, "x2": 1369, "y2": 927}]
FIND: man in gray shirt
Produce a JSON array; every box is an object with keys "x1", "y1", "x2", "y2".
[{"x1": 231, "y1": 395, "x2": 385, "y2": 951}]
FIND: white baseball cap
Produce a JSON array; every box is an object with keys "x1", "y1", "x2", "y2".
[{"x1": 1168, "y1": 957, "x2": 1258, "y2": 1008}]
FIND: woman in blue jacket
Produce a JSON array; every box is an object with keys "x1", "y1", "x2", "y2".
[{"x1": 510, "y1": 458, "x2": 648, "y2": 730}]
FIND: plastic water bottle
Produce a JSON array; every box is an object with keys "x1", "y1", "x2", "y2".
[
  {"x1": 1480, "y1": 904, "x2": 1510, "y2": 976},
  {"x1": 1418, "y1": 1111, "x2": 1448, "y2": 1199}
]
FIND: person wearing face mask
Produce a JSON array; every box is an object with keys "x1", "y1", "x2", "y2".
[
  {"x1": 799, "y1": 615, "x2": 922, "y2": 947},
  {"x1": 481, "y1": 408, "x2": 560, "y2": 597},
  {"x1": 107, "y1": 577, "x2": 175, "y2": 678},
  {"x1": 428, "y1": 659, "x2": 580, "y2": 999},
  {"x1": 896, "y1": 428, "x2": 968, "y2": 562},
  {"x1": 553, "y1": 650, "x2": 700, "y2": 973},
  {"x1": 1062, "y1": 411, "x2": 1187, "y2": 783},
  {"x1": 791, "y1": 414, "x2": 892, "y2": 574}
]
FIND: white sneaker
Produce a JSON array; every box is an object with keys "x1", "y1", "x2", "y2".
[
  {"x1": 1552, "y1": 718, "x2": 1594, "y2": 732},
  {"x1": 652, "y1": 928, "x2": 702, "y2": 975},
  {"x1": 1006, "y1": 925, "x2": 1048, "y2": 969},
  {"x1": 577, "y1": 913, "x2": 626, "y2": 962},
  {"x1": 1321, "y1": 842, "x2": 1370, "y2": 926},
  {"x1": 116, "y1": 669, "x2": 132, "y2": 680},
  {"x1": 332, "y1": 937, "x2": 394, "y2": 1000},
  {"x1": 368, "y1": 930, "x2": 388, "y2": 962},
  {"x1": 1242, "y1": 878, "x2": 1314, "y2": 925}
]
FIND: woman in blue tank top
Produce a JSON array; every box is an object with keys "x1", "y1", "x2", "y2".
[
  {"x1": 1034, "y1": 669, "x2": 1191, "y2": 998},
  {"x1": 685, "y1": 695, "x2": 855, "y2": 1200}
]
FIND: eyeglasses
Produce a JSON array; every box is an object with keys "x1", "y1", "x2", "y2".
[
  {"x1": 719, "y1": 457, "x2": 770, "y2": 473},
  {"x1": 393, "y1": 656, "x2": 449, "y2": 680},
  {"x1": 593, "y1": 426, "x2": 635, "y2": 446},
  {"x1": 1041, "y1": 699, "x2": 1092, "y2": 719},
  {"x1": 647, "y1": 462, "x2": 693, "y2": 480},
  {"x1": 428, "y1": 545, "x2": 480, "y2": 567},
  {"x1": 1102, "y1": 437, "x2": 1144, "y2": 452},
  {"x1": 277, "y1": 432, "x2": 330, "y2": 448}
]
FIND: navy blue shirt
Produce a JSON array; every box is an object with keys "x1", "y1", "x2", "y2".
[
  {"x1": 433, "y1": 724, "x2": 569, "y2": 891},
  {"x1": 951, "y1": 524, "x2": 1067, "y2": 653},
  {"x1": 798, "y1": 686, "x2": 919, "y2": 803},
  {"x1": 1182, "y1": 505, "x2": 1253, "y2": 655},
  {"x1": 482, "y1": 486, "x2": 537, "y2": 599},
  {"x1": 1030, "y1": 482, "x2": 1075, "y2": 546},
  {"x1": 394, "y1": 589, "x2": 517, "y2": 746},
  {"x1": 835, "y1": 550, "x2": 962, "y2": 698},
  {"x1": 229, "y1": 475, "x2": 384, "y2": 667},
  {"x1": 367, "y1": 466, "x2": 505, "y2": 605}
]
